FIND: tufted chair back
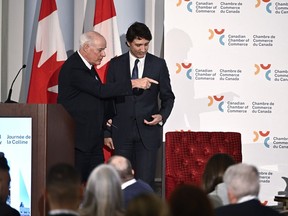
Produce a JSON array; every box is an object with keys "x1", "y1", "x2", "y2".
[{"x1": 165, "y1": 131, "x2": 242, "y2": 199}]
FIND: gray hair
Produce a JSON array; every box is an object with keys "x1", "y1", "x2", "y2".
[
  {"x1": 79, "y1": 164, "x2": 124, "y2": 216},
  {"x1": 79, "y1": 31, "x2": 103, "y2": 48},
  {"x1": 224, "y1": 163, "x2": 260, "y2": 200}
]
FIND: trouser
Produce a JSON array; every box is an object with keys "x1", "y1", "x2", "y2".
[
  {"x1": 113, "y1": 122, "x2": 158, "y2": 189},
  {"x1": 74, "y1": 147, "x2": 104, "y2": 183}
]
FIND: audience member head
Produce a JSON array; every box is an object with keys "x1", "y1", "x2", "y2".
[
  {"x1": 125, "y1": 193, "x2": 170, "y2": 216},
  {"x1": 80, "y1": 164, "x2": 124, "y2": 216},
  {"x1": 126, "y1": 22, "x2": 152, "y2": 44},
  {"x1": 202, "y1": 153, "x2": 236, "y2": 193},
  {"x1": 46, "y1": 163, "x2": 82, "y2": 211},
  {"x1": 224, "y1": 163, "x2": 260, "y2": 204},
  {"x1": 169, "y1": 184, "x2": 214, "y2": 216},
  {"x1": 79, "y1": 31, "x2": 106, "y2": 66},
  {"x1": 0, "y1": 152, "x2": 11, "y2": 203},
  {"x1": 107, "y1": 155, "x2": 134, "y2": 183}
]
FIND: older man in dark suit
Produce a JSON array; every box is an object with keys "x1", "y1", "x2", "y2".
[
  {"x1": 107, "y1": 155, "x2": 154, "y2": 208},
  {"x1": 215, "y1": 163, "x2": 281, "y2": 216},
  {"x1": 104, "y1": 22, "x2": 175, "y2": 188},
  {"x1": 57, "y1": 31, "x2": 157, "y2": 182}
]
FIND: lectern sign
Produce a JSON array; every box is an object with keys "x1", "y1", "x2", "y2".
[{"x1": 0, "y1": 117, "x2": 32, "y2": 216}]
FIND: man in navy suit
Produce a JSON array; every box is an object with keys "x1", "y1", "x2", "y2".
[
  {"x1": 215, "y1": 163, "x2": 281, "y2": 216},
  {"x1": 57, "y1": 31, "x2": 158, "y2": 182},
  {"x1": 107, "y1": 155, "x2": 154, "y2": 208},
  {"x1": 104, "y1": 22, "x2": 175, "y2": 188}
]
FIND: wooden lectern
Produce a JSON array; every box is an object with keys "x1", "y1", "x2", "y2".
[{"x1": 0, "y1": 104, "x2": 75, "y2": 216}]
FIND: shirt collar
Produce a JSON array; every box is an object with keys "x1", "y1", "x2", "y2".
[
  {"x1": 129, "y1": 52, "x2": 145, "y2": 65},
  {"x1": 77, "y1": 50, "x2": 93, "y2": 70},
  {"x1": 48, "y1": 209, "x2": 80, "y2": 216},
  {"x1": 122, "y1": 178, "x2": 137, "y2": 189},
  {"x1": 237, "y1": 195, "x2": 258, "y2": 203}
]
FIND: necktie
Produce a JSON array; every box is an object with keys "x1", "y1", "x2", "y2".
[
  {"x1": 90, "y1": 66, "x2": 101, "y2": 82},
  {"x1": 131, "y1": 59, "x2": 139, "y2": 79}
]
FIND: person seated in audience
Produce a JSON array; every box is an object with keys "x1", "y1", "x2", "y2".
[
  {"x1": 46, "y1": 163, "x2": 83, "y2": 216},
  {"x1": 0, "y1": 152, "x2": 20, "y2": 216},
  {"x1": 79, "y1": 164, "x2": 124, "y2": 216},
  {"x1": 107, "y1": 155, "x2": 154, "y2": 208},
  {"x1": 215, "y1": 163, "x2": 281, "y2": 216},
  {"x1": 169, "y1": 184, "x2": 214, "y2": 216},
  {"x1": 125, "y1": 193, "x2": 170, "y2": 216},
  {"x1": 202, "y1": 153, "x2": 236, "y2": 208}
]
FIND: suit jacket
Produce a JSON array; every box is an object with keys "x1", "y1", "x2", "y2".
[
  {"x1": 0, "y1": 202, "x2": 20, "y2": 216},
  {"x1": 57, "y1": 52, "x2": 133, "y2": 152},
  {"x1": 215, "y1": 199, "x2": 281, "y2": 216},
  {"x1": 123, "y1": 179, "x2": 154, "y2": 208},
  {"x1": 106, "y1": 52, "x2": 175, "y2": 149}
]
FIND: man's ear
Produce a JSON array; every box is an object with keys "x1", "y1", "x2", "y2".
[
  {"x1": 227, "y1": 189, "x2": 237, "y2": 204},
  {"x1": 82, "y1": 43, "x2": 89, "y2": 52},
  {"x1": 132, "y1": 169, "x2": 135, "y2": 176},
  {"x1": 78, "y1": 184, "x2": 85, "y2": 204}
]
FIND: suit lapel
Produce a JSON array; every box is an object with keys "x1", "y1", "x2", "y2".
[
  {"x1": 142, "y1": 53, "x2": 152, "y2": 78},
  {"x1": 123, "y1": 53, "x2": 131, "y2": 79}
]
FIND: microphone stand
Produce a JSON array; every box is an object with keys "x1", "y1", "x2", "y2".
[{"x1": 5, "y1": 64, "x2": 26, "y2": 103}]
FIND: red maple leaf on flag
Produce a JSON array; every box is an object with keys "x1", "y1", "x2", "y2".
[{"x1": 27, "y1": 0, "x2": 67, "y2": 103}]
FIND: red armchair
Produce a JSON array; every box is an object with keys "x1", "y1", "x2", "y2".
[{"x1": 165, "y1": 131, "x2": 242, "y2": 199}]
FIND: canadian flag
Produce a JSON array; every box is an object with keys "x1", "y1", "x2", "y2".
[
  {"x1": 27, "y1": 0, "x2": 67, "y2": 103},
  {"x1": 93, "y1": 0, "x2": 122, "y2": 83},
  {"x1": 93, "y1": 0, "x2": 122, "y2": 159}
]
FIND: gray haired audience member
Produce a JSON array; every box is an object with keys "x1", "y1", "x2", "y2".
[
  {"x1": 215, "y1": 163, "x2": 281, "y2": 216},
  {"x1": 107, "y1": 155, "x2": 154, "y2": 208},
  {"x1": 0, "y1": 152, "x2": 20, "y2": 216},
  {"x1": 46, "y1": 163, "x2": 83, "y2": 216},
  {"x1": 79, "y1": 164, "x2": 124, "y2": 216}
]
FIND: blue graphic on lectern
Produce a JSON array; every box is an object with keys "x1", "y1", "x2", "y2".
[{"x1": 19, "y1": 170, "x2": 30, "y2": 216}]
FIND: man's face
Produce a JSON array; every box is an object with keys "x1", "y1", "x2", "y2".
[
  {"x1": 0, "y1": 170, "x2": 10, "y2": 203},
  {"x1": 86, "y1": 37, "x2": 107, "y2": 66},
  {"x1": 128, "y1": 38, "x2": 150, "y2": 59}
]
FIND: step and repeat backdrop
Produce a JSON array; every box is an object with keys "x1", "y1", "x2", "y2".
[{"x1": 164, "y1": 0, "x2": 288, "y2": 205}]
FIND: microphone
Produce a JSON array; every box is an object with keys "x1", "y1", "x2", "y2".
[{"x1": 5, "y1": 64, "x2": 26, "y2": 103}]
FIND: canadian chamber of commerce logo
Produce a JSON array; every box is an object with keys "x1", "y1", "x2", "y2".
[
  {"x1": 208, "y1": 29, "x2": 225, "y2": 45},
  {"x1": 254, "y1": 64, "x2": 271, "y2": 81},
  {"x1": 255, "y1": 0, "x2": 272, "y2": 13},
  {"x1": 176, "y1": 0, "x2": 193, "y2": 12},
  {"x1": 253, "y1": 131, "x2": 288, "y2": 149},
  {"x1": 176, "y1": 62, "x2": 193, "y2": 80},
  {"x1": 253, "y1": 130, "x2": 270, "y2": 148},
  {"x1": 208, "y1": 95, "x2": 225, "y2": 112}
]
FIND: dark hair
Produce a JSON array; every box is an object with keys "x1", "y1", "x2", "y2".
[
  {"x1": 46, "y1": 163, "x2": 81, "y2": 203},
  {"x1": 126, "y1": 22, "x2": 152, "y2": 43},
  {"x1": 0, "y1": 152, "x2": 10, "y2": 171},
  {"x1": 169, "y1": 184, "x2": 214, "y2": 216},
  {"x1": 202, "y1": 153, "x2": 236, "y2": 193}
]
